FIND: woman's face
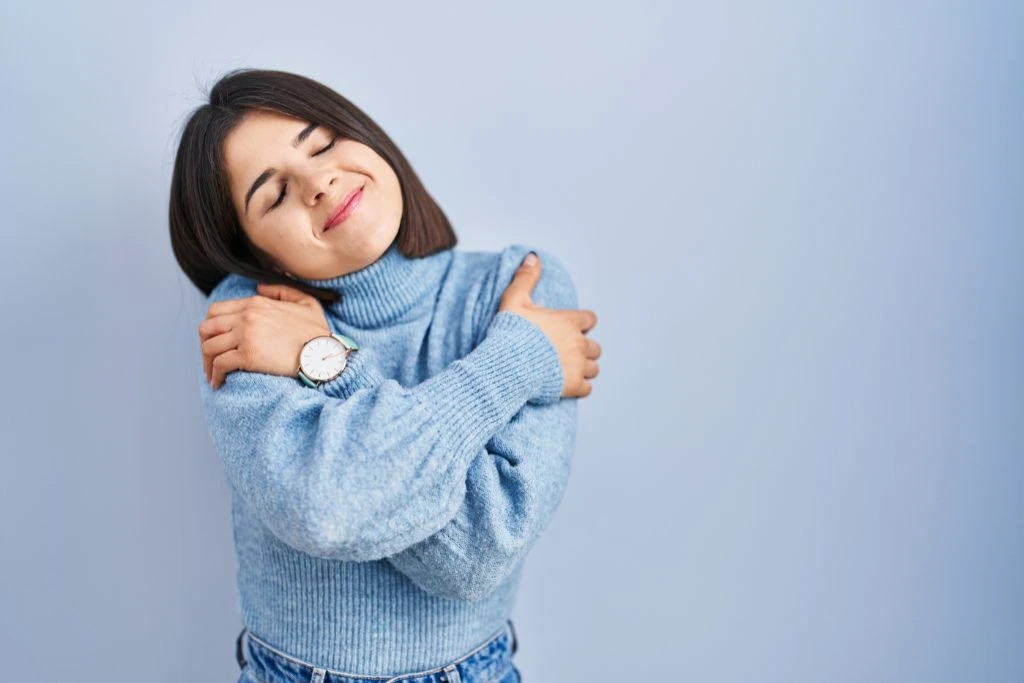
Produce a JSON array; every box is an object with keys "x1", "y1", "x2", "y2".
[{"x1": 223, "y1": 109, "x2": 403, "y2": 280}]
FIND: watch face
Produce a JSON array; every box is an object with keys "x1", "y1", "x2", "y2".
[{"x1": 299, "y1": 336, "x2": 348, "y2": 381}]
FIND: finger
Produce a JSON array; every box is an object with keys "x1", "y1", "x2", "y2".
[
  {"x1": 201, "y1": 330, "x2": 239, "y2": 379},
  {"x1": 198, "y1": 312, "x2": 243, "y2": 341},
  {"x1": 585, "y1": 338, "x2": 602, "y2": 359},
  {"x1": 583, "y1": 359, "x2": 600, "y2": 379},
  {"x1": 211, "y1": 349, "x2": 246, "y2": 389},
  {"x1": 207, "y1": 295, "x2": 301, "y2": 321},
  {"x1": 250, "y1": 291, "x2": 326, "y2": 329},
  {"x1": 575, "y1": 309, "x2": 598, "y2": 333},
  {"x1": 206, "y1": 296, "x2": 261, "y2": 318},
  {"x1": 202, "y1": 339, "x2": 218, "y2": 383},
  {"x1": 257, "y1": 282, "x2": 313, "y2": 305},
  {"x1": 502, "y1": 252, "x2": 542, "y2": 304}
]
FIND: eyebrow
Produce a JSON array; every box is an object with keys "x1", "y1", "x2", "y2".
[{"x1": 243, "y1": 121, "x2": 319, "y2": 216}]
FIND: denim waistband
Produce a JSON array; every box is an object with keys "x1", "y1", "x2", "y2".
[{"x1": 235, "y1": 620, "x2": 518, "y2": 683}]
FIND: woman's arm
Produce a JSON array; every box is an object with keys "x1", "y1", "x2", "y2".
[
  {"x1": 344, "y1": 246, "x2": 583, "y2": 601},
  {"x1": 386, "y1": 386, "x2": 578, "y2": 602},
  {"x1": 198, "y1": 274, "x2": 564, "y2": 563}
]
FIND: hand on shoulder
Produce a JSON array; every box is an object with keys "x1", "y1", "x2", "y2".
[
  {"x1": 496, "y1": 248, "x2": 601, "y2": 399},
  {"x1": 199, "y1": 277, "x2": 332, "y2": 389}
]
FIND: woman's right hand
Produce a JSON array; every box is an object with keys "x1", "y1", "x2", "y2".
[{"x1": 498, "y1": 252, "x2": 601, "y2": 398}]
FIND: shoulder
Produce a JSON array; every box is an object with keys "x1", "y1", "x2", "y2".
[
  {"x1": 194, "y1": 273, "x2": 260, "y2": 330},
  {"x1": 207, "y1": 272, "x2": 259, "y2": 305},
  {"x1": 492, "y1": 243, "x2": 578, "y2": 309},
  {"x1": 454, "y1": 244, "x2": 579, "y2": 341}
]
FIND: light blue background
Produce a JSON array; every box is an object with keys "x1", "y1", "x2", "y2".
[{"x1": 1, "y1": 1, "x2": 1020, "y2": 681}]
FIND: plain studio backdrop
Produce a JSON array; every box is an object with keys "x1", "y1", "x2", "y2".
[{"x1": 0, "y1": 1, "x2": 1020, "y2": 681}]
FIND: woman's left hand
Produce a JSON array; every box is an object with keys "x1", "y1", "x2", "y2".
[{"x1": 198, "y1": 283, "x2": 332, "y2": 389}]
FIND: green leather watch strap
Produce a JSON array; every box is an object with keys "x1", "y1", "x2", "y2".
[{"x1": 332, "y1": 333, "x2": 359, "y2": 351}]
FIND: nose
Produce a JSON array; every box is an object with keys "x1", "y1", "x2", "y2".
[{"x1": 300, "y1": 166, "x2": 339, "y2": 206}]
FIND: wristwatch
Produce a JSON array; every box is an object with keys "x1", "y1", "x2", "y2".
[{"x1": 297, "y1": 332, "x2": 359, "y2": 389}]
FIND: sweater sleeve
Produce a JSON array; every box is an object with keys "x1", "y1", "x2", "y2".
[
  {"x1": 197, "y1": 272, "x2": 564, "y2": 563},
  {"x1": 384, "y1": 245, "x2": 580, "y2": 601}
]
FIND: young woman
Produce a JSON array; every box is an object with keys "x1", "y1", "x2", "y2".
[{"x1": 169, "y1": 68, "x2": 601, "y2": 683}]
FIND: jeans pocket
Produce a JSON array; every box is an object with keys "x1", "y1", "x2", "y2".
[
  {"x1": 473, "y1": 655, "x2": 518, "y2": 683},
  {"x1": 237, "y1": 663, "x2": 268, "y2": 683},
  {"x1": 482, "y1": 661, "x2": 519, "y2": 683}
]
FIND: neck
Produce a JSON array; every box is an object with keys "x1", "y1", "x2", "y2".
[{"x1": 294, "y1": 241, "x2": 453, "y2": 329}]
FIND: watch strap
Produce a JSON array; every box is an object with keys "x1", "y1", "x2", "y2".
[
  {"x1": 297, "y1": 368, "x2": 319, "y2": 389},
  {"x1": 332, "y1": 333, "x2": 359, "y2": 351}
]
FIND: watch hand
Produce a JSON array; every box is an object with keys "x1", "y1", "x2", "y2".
[{"x1": 322, "y1": 352, "x2": 345, "y2": 360}]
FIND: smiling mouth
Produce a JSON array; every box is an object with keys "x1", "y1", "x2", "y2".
[{"x1": 324, "y1": 185, "x2": 365, "y2": 233}]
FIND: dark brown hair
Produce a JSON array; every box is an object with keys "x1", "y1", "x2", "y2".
[{"x1": 168, "y1": 67, "x2": 457, "y2": 303}]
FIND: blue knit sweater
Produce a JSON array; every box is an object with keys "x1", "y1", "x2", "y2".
[{"x1": 197, "y1": 241, "x2": 578, "y2": 676}]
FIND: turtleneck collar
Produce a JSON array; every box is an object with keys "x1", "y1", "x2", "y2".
[{"x1": 294, "y1": 241, "x2": 453, "y2": 329}]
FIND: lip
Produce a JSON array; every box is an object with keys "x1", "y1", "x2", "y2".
[{"x1": 323, "y1": 185, "x2": 364, "y2": 233}]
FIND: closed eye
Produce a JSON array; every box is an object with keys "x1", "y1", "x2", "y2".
[
  {"x1": 268, "y1": 135, "x2": 340, "y2": 211},
  {"x1": 313, "y1": 135, "x2": 338, "y2": 157}
]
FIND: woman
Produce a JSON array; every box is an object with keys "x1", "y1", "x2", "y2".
[{"x1": 169, "y1": 68, "x2": 601, "y2": 683}]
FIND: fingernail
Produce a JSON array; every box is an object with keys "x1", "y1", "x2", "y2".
[{"x1": 524, "y1": 252, "x2": 538, "y2": 266}]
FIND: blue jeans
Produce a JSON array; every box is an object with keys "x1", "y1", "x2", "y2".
[{"x1": 234, "y1": 621, "x2": 522, "y2": 683}]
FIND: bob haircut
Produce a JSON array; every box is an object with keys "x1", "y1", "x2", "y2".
[{"x1": 168, "y1": 67, "x2": 457, "y2": 304}]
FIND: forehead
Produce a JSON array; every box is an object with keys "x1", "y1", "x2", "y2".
[{"x1": 224, "y1": 110, "x2": 305, "y2": 174}]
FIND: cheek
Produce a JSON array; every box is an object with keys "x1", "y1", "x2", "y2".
[
  {"x1": 376, "y1": 165, "x2": 402, "y2": 212},
  {"x1": 269, "y1": 212, "x2": 313, "y2": 240},
  {"x1": 389, "y1": 178, "x2": 404, "y2": 220},
  {"x1": 254, "y1": 220, "x2": 305, "y2": 258}
]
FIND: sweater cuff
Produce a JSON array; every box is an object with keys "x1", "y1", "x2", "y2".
[
  {"x1": 485, "y1": 311, "x2": 563, "y2": 405},
  {"x1": 319, "y1": 348, "x2": 384, "y2": 400}
]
